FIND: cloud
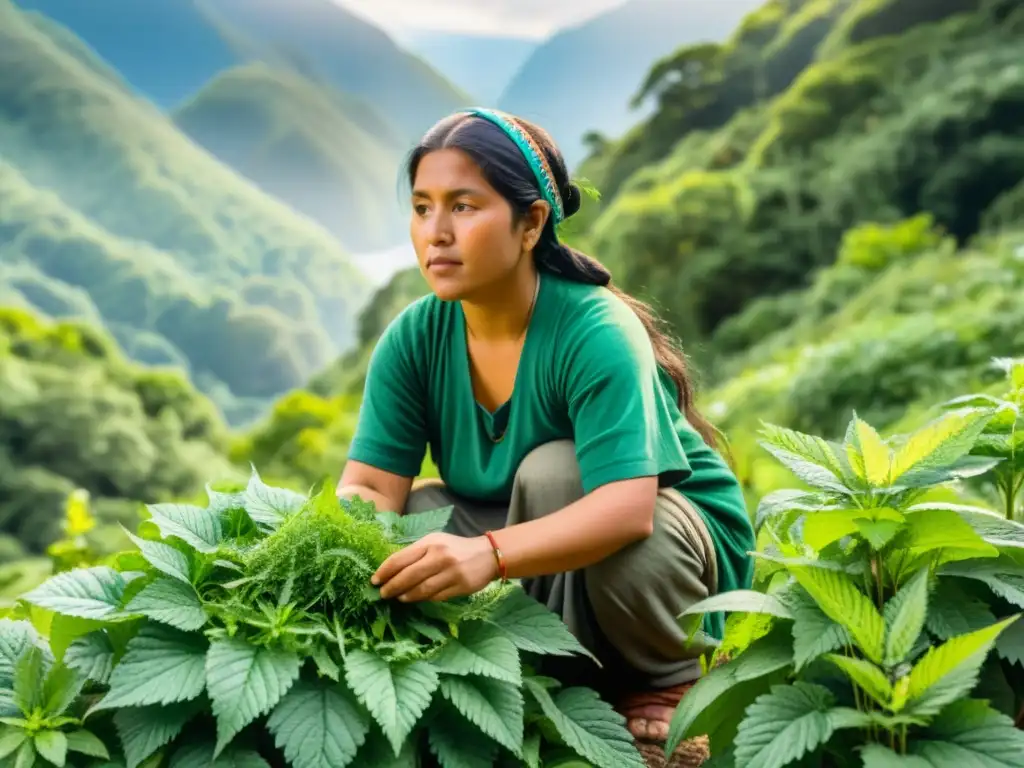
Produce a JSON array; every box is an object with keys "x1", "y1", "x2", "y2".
[{"x1": 333, "y1": 0, "x2": 628, "y2": 38}]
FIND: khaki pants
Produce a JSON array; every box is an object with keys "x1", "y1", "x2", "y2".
[{"x1": 406, "y1": 440, "x2": 718, "y2": 690}]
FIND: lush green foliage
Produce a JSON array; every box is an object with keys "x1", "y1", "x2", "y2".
[
  {"x1": 0, "y1": 307, "x2": 236, "y2": 557},
  {"x1": 664, "y1": 363, "x2": 1024, "y2": 766},
  {"x1": 0, "y1": 0, "x2": 370, "y2": 422},
  {"x1": 4, "y1": 472, "x2": 645, "y2": 767}
]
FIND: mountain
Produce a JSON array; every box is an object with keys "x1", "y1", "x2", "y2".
[
  {"x1": 13, "y1": 0, "x2": 471, "y2": 142},
  {"x1": 498, "y1": 0, "x2": 763, "y2": 169},
  {"x1": 0, "y1": 0, "x2": 370, "y2": 423},
  {"x1": 399, "y1": 30, "x2": 538, "y2": 104},
  {"x1": 174, "y1": 63, "x2": 409, "y2": 252},
  {"x1": 11, "y1": 0, "x2": 254, "y2": 108},
  {"x1": 198, "y1": 0, "x2": 472, "y2": 141}
]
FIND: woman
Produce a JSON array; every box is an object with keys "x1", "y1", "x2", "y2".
[{"x1": 336, "y1": 108, "x2": 755, "y2": 749}]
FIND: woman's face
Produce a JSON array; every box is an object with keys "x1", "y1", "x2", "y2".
[{"x1": 410, "y1": 148, "x2": 543, "y2": 302}]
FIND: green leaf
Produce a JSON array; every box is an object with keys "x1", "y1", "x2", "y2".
[
  {"x1": 910, "y1": 699, "x2": 1024, "y2": 763},
  {"x1": 856, "y1": 519, "x2": 905, "y2": 550},
  {"x1": 64, "y1": 730, "x2": 108, "y2": 759},
  {"x1": 889, "y1": 408, "x2": 995, "y2": 483},
  {"x1": 995, "y1": 611, "x2": 1024, "y2": 667},
  {"x1": 0, "y1": 728, "x2": 28, "y2": 760},
  {"x1": 524, "y1": 680, "x2": 645, "y2": 768},
  {"x1": 41, "y1": 663, "x2": 84, "y2": 717},
  {"x1": 845, "y1": 415, "x2": 892, "y2": 486},
  {"x1": 169, "y1": 741, "x2": 271, "y2": 767},
  {"x1": 758, "y1": 425, "x2": 848, "y2": 480},
  {"x1": 62, "y1": 631, "x2": 115, "y2": 684},
  {"x1": 665, "y1": 626, "x2": 794, "y2": 755},
  {"x1": 13, "y1": 646, "x2": 45, "y2": 713},
  {"x1": 925, "y1": 581, "x2": 997, "y2": 640},
  {"x1": 0, "y1": 620, "x2": 50, "y2": 686},
  {"x1": 484, "y1": 588, "x2": 597, "y2": 662},
  {"x1": 267, "y1": 680, "x2": 371, "y2": 768},
  {"x1": 144, "y1": 503, "x2": 223, "y2": 554},
  {"x1": 393, "y1": 507, "x2": 453, "y2": 543},
  {"x1": 114, "y1": 701, "x2": 199, "y2": 768},
  {"x1": 427, "y1": 702, "x2": 499, "y2": 768},
  {"x1": 124, "y1": 578, "x2": 207, "y2": 632},
  {"x1": 124, "y1": 531, "x2": 191, "y2": 584},
  {"x1": 33, "y1": 730, "x2": 66, "y2": 767},
  {"x1": 243, "y1": 467, "x2": 305, "y2": 529},
  {"x1": 824, "y1": 655, "x2": 892, "y2": 707},
  {"x1": 680, "y1": 590, "x2": 793, "y2": 621},
  {"x1": 859, "y1": 744, "x2": 931, "y2": 765},
  {"x1": 919, "y1": 503, "x2": 1024, "y2": 549},
  {"x1": 344, "y1": 649, "x2": 438, "y2": 756},
  {"x1": 439, "y1": 675, "x2": 524, "y2": 757},
  {"x1": 758, "y1": 444, "x2": 850, "y2": 494},
  {"x1": 789, "y1": 566, "x2": 885, "y2": 664},
  {"x1": 940, "y1": 559, "x2": 1024, "y2": 608},
  {"x1": 205, "y1": 638, "x2": 301, "y2": 755},
  {"x1": 901, "y1": 509, "x2": 999, "y2": 566},
  {"x1": 352, "y1": 727, "x2": 418, "y2": 768},
  {"x1": 905, "y1": 616, "x2": 1019, "y2": 716},
  {"x1": 884, "y1": 569, "x2": 930, "y2": 665},
  {"x1": 734, "y1": 682, "x2": 866, "y2": 768},
  {"x1": 428, "y1": 623, "x2": 521, "y2": 686},
  {"x1": 93, "y1": 625, "x2": 208, "y2": 710},
  {"x1": 21, "y1": 567, "x2": 131, "y2": 620}
]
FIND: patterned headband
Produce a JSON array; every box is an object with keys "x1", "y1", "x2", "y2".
[{"x1": 462, "y1": 107, "x2": 565, "y2": 224}]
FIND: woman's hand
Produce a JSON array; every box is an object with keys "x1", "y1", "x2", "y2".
[{"x1": 371, "y1": 532, "x2": 499, "y2": 602}]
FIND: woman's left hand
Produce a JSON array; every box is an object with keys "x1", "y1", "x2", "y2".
[{"x1": 371, "y1": 532, "x2": 499, "y2": 602}]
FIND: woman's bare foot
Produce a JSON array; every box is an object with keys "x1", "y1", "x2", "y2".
[{"x1": 617, "y1": 682, "x2": 694, "y2": 742}]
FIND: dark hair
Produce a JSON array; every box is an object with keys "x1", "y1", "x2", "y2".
[{"x1": 406, "y1": 112, "x2": 719, "y2": 449}]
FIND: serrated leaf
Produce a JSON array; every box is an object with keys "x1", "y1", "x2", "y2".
[
  {"x1": 884, "y1": 569, "x2": 930, "y2": 665},
  {"x1": 995, "y1": 611, "x2": 1024, "y2": 667},
  {"x1": 0, "y1": 729, "x2": 28, "y2": 760},
  {"x1": 905, "y1": 616, "x2": 1018, "y2": 716},
  {"x1": 93, "y1": 625, "x2": 208, "y2": 710},
  {"x1": 169, "y1": 741, "x2": 272, "y2": 767},
  {"x1": 846, "y1": 416, "x2": 892, "y2": 486},
  {"x1": 243, "y1": 468, "x2": 305, "y2": 529},
  {"x1": 145, "y1": 503, "x2": 223, "y2": 553},
  {"x1": 124, "y1": 578, "x2": 207, "y2": 632},
  {"x1": 859, "y1": 743, "x2": 931, "y2": 765},
  {"x1": 427, "y1": 702, "x2": 499, "y2": 768},
  {"x1": 64, "y1": 730, "x2": 108, "y2": 759},
  {"x1": 902, "y1": 509, "x2": 998, "y2": 566},
  {"x1": 33, "y1": 730, "x2": 66, "y2": 767},
  {"x1": 758, "y1": 445, "x2": 851, "y2": 494},
  {"x1": 429, "y1": 623, "x2": 521, "y2": 685},
  {"x1": 393, "y1": 507, "x2": 453, "y2": 543},
  {"x1": 21, "y1": 567, "x2": 130, "y2": 620},
  {"x1": 665, "y1": 626, "x2": 794, "y2": 755},
  {"x1": 910, "y1": 699, "x2": 1024, "y2": 763},
  {"x1": 114, "y1": 701, "x2": 199, "y2": 768},
  {"x1": 789, "y1": 566, "x2": 885, "y2": 664},
  {"x1": 824, "y1": 655, "x2": 892, "y2": 707},
  {"x1": 14, "y1": 646, "x2": 45, "y2": 712},
  {"x1": 344, "y1": 649, "x2": 438, "y2": 755},
  {"x1": 124, "y1": 531, "x2": 191, "y2": 584},
  {"x1": 753, "y1": 489, "x2": 824, "y2": 530},
  {"x1": 353, "y1": 727, "x2": 418, "y2": 768},
  {"x1": 734, "y1": 683, "x2": 863, "y2": 768},
  {"x1": 439, "y1": 675, "x2": 524, "y2": 757},
  {"x1": 890, "y1": 408, "x2": 995, "y2": 483},
  {"x1": 856, "y1": 519, "x2": 904, "y2": 550},
  {"x1": 758, "y1": 425, "x2": 847, "y2": 479},
  {"x1": 926, "y1": 581, "x2": 997, "y2": 640},
  {"x1": 0, "y1": 620, "x2": 50, "y2": 686},
  {"x1": 62, "y1": 631, "x2": 114, "y2": 685},
  {"x1": 918, "y1": 503, "x2": 1024, "y2": 549},
  {"x1": 524, "y1": 680, "x2": 645, "y2": 768},
  {"x1": 41, "y1": 662, "x2": 83, "y2": 717},
  {"x1": 484, "y1": 589, "x2": 596, "y2": 662},
  {"x1": 205, "y1": 638, "x2": 301, "y2": 755},
  {"x1": 267, "y1": 680, "x2": 370, "y2": 768}
]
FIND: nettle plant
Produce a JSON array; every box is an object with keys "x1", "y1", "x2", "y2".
[
  {"x1": 5, "y1": 471, "x2": 645, "y2": 768},
  {"x1": 665, "y1": 406, "x2": 1024, "y2": 767}
]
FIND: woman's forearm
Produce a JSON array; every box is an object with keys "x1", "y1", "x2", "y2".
[{"x1": 493, "y1": 477, "x2": 658, "y2": 580}]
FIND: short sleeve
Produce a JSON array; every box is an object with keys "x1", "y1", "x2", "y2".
[
  {"x1": 346, "y1": 312, "x2": 429, "y2": 477},
  {"x1": 562, "y1": 309, "x2": 691, "y2": 494}
]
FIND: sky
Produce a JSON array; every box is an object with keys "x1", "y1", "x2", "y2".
[{"x1": 332, "y1": 0, "x2": 629, "y2": 39}]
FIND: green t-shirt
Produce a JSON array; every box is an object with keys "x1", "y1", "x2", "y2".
[{"x1": 348, "y1": 271, "x2": 755, "y2": 638}]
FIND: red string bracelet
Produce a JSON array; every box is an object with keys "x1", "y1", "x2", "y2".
[{"x1": 484, "y1": 530, "x2": 508, "y2": 583}]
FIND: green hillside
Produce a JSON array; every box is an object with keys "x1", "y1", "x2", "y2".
[
  {"x1": 578, "y1": 0, "x2": 1023, "y2": 356},
  {"x1": 232, "y1": 0, "x2": 1024, "y2": 505},
  {"x1": 0, "y1": 306, "x2": 238, "y2": 558},
  {"x1": 174, "y1": 63, "x2": 408, "y2": 253},
  {"x1": 0, "y1": 0, "x2": 373, "y2": 422}
]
